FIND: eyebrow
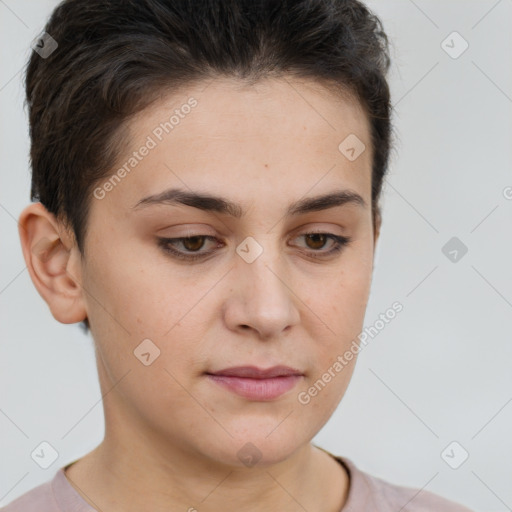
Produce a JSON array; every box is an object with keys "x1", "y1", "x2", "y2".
[{"x1": 131, "y1": 187, "x2": 366, "y2": 217}]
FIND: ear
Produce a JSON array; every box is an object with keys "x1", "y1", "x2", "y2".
[{"x1": 18, "y1": 202, "x2": 88, "y2": 324}]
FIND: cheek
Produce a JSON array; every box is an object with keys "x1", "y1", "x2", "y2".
[
  {"x1": 83, "y1": 241, "x2": 178, "y2": 338},
  {"x1": 303, "y1": 243, "x2": 373, "y2": 379},
  {"x1": 311, "y1": 252, "x2": 373, "y2": 334},
  {"x1": 83, "y1": 248, "x2": 211, "y2": 382}
]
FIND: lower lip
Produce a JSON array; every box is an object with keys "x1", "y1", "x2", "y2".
[{"x1": 206, "y1": 374, "x2": 303, "y2": 401}]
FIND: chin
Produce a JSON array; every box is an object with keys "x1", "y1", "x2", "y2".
[{"x1": 202, "y1": 427, "x2": 306, "y2": 469}]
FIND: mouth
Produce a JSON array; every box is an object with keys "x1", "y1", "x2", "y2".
[{"x1": 205, "y1": 365, "x2": 304, "y2": 401}]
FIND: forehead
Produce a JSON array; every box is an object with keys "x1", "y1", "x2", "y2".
[
  {"x1": 139, "y1": 76, "x2": 371, "y2": 148},
  {"x1": 98, "y1": 76, "x2": 372, "y2": 215}
]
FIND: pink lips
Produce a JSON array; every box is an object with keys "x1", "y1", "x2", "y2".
[{"x1": 206, "y1": 365, "x2": 304, "y2": 401}]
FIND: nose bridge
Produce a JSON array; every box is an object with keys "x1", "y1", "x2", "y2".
[
  {"x1": 247, "y1": 250, "x2": 286, "y2": 299},
  {"x1": 229, "y1": 234, "x2": 300, "y2": 336},
  {"x1": 241, "y1": 234, "x2": 288, "y2": 301}
]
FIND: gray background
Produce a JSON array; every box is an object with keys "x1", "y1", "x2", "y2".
[{"x1": 1, "y1": 1, "x2": 511, "y2": 510}]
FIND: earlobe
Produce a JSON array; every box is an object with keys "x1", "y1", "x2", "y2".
[{"x1": 18, "y1": 202, "x2": 88, "y2": 324}]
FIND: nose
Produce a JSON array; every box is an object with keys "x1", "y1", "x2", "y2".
[{"x1": 223, "y1": 239, "x2": 301, "y2": 339}]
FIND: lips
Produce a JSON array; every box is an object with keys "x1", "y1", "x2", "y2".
[
  {"x1": 207, "y1": 365, "x2": 303, "y2": 379},
  {"x1": 205, "y1": 366, "x2": 304, "y2": 401}
]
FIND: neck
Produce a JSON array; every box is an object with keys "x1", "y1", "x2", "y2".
[{"x1": 64, "y1": 436, "x2": 348, "y2": 512}]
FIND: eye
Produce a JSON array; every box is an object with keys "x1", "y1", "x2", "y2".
[
  {"x1": 293, "y1": 232, "x2": 352, "y2": 259},
  {"x1": 157, "y1": 232, "x2": 352, "y2": 262},
  {"x1": 157, "y1": 235, "x2": 222, "y2": 261}
]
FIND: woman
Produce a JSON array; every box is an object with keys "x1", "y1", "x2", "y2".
[{"x1": 5, "y1": 0, "x2": 473, "y2": 510}]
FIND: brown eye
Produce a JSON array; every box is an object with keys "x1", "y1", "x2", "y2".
[
  {"x1": 304, "y1": 233, "x2": 328, "y2": 250},
  {"x1": 293, "y1": 232, "x2": 352, "y2": 260},
  {"x1": 182, "y1": 236, "x2": 206, "y2": 251},
  {"x1": 157, "y1": 235, "x2": 221, "y2": 261}
]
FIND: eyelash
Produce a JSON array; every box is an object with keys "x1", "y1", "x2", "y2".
[{"x1": 157, "y1": 233, "x2": 352, "y2": 262}]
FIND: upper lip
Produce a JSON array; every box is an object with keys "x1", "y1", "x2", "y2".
[{"x1": 207, "y1": 365, "x2": 303, "y2": 379}]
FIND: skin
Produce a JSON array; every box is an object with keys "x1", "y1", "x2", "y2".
[{"x1": 19, "y1": 76, "x2": 380, "y2": 512}]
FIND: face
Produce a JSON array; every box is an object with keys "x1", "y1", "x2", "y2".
[{"x1": 68, "y1": 77, "x2": 378, "y2": 468}]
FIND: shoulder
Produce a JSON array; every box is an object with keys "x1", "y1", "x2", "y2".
[
  {"x1": 336, "y1": 455, "x2": 475, "y2": 512},
  {"x1": 0, "y1": 473, "x2": 58, "y2": 512}
]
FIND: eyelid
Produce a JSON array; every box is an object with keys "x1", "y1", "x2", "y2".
[
  {"x1": 156, "y1": 224, "x2": 217, "y2": 237},
  {"x1": 156, "y1": 231, "x2": 352, "y2": 262},
  {"x1": 157, "y1": 235, "x2": 221, "y2": 261}
]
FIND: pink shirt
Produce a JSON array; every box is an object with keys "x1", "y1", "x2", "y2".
[{"x1": 1, "y1": 452, "x2": 474, "y2": 511}]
